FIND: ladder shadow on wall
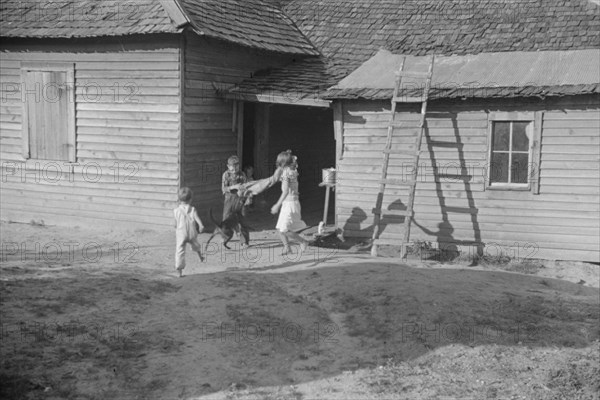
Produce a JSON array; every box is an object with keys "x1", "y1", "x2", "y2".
[{"x1": 414, "y1": 115, "x2": 484, "y2": 261}]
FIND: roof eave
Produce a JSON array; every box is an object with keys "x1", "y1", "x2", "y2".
[
  {"x1": 323, "y1": 84, "x2": 600, "y2": 101},
  {"x1": 225, "y1": 91, "x2": 331, "y2": 107},
  {"x1": 0, "y1": 30, "x2": 184, "y2": 40}
]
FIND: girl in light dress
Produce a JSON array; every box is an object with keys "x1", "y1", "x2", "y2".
[{"x1": 270, "y1": 150, "x2": 309, "y2": 255}]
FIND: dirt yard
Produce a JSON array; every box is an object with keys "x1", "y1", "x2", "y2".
[{"x1": 1, "y1": 216, "x2": 598, "y2": 400}]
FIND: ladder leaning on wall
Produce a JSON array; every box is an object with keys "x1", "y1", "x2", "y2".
[{"x1": 371, "y1": 55, "x2": 435, "y2": 257}]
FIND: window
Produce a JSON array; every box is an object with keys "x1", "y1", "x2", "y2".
[
  {"x1": 490, "y1": 121, "x2": 531, "y2": 185},
  {"x1": 21, "y1": 63, "x2": 75, "y2": 162},
  {"x1": 487, "y1": 112, "x2": 542, "y2": 192}
]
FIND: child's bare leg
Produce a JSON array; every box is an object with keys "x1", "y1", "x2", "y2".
[
  {"x1": 175, "y1": 240, "x2": 186, "y2": 272},
  {"x1": 278, "y1": 231, "x2": 290, "y2": 254},
  {"x1": 191, "y1": 239, "x2": 204, "y2": 262},
  {"x1": 287, "y1": 232, "x2": 309, "y2": 251}
]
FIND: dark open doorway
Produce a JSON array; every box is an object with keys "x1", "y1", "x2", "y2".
[{"x1": 240, "y1": 101, "x2": 336, "y2": 229}]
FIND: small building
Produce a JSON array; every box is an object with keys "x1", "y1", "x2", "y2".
[
  {"x1": 228, "y1": 0, "x2": 600, "y2": 262},
  {"x1": 324, "y1": 49, "x2": 600, "y2": 262}
]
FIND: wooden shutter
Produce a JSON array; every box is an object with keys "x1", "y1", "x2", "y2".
[{"x1": 21, "y1": 63, "x2": 75, "y2": 161}]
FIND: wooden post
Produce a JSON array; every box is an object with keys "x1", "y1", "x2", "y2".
[
  {"x1": 319, "y1": 182, "x2": 335, "y2": 227},
  {"x1": 236, "y1": 101, "x2": 244, "y2": 161},
  {"x1": 332, "y1": 101, "x2": 343, "y2": 229},
  {"x1": 333, "y1": 102, "x2": 343, "y2": 161},
  {"x1": 178, "y1": 34, "x2": 186, "y2": 188},
  {"x1": 322, "y1": 185, "x2": 330, "y2": 225}
]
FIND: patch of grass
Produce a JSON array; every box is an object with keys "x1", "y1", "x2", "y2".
[
  {"x1": 504, "y1": 260, "x2": 545, "y2": 275},
  {"x1": 336, "y1": 293, "x2": 369, "y2": 312},
  {"x1": 225, "y1": 303, "x2": 283, "y2": 327},
  {"x1": 406, "y1": 240, "x2": 434, "y2": 258},
  {"x1": 547, "y1": 357, "x2": 600, "y2": 399},
  {"x1": 363, "y1": 358, "x2": 408, "y2": 395},
  {"x1": 29, "y1": 301, "x2": 67, "y2": 317},
  {"x1": 141, "y1": 378, "x2": 170, "y2": 396},
  {"x1": 0, "y1": 373, "x2": 51, "y2": 400}
]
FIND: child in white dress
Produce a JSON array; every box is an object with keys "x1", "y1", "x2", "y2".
[
  {"x1": 270, "y1": 150, "x2": 309, "y2": 255},
  {"x1": 174, "y1": 187, "x2": 204, "y2": 277}
]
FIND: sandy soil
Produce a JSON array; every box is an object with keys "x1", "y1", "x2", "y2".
[{"x1": 0, "y1": 215, "x2": 598, "y2": 400}]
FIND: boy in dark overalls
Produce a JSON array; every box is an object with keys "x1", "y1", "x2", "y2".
[{"x1": 221, "y1": 155, "x2": 249, "y2": 247}]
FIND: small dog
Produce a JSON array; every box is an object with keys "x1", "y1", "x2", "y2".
[{"x1": 205, "y1": 189, "x2": 251, "y2": 250}]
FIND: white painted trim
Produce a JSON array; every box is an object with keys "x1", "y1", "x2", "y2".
[
  {"x1": 159, "y1": 0, "x2": 190, "y2": 28},
  {"x1": 531, "y1": 111, "x2": 544, "y2": 195},
  {"x1": 486, "y1": 115, "x2": 535, "y2": 191},
  {"x1": 488, "y1": 111, "x2": 535, "y2": 121}
]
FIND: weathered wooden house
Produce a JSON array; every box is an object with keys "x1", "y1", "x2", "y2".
[
  {"x1": 230, "y1": 0, "x2": 600, "y2": 262},
  {"x1": 1, "y1": 0, "x2": 598, "y2": 262},
  {"x1": 0, "y1": 0, "x2": 334, "y2": 228},
  {"x1": 325, "y1": 49, "x2": 600, "y2": 262}
]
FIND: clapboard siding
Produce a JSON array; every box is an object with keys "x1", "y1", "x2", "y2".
[
  {"x1": 0, "y1": 37, "x2": 181, "y2": 228},
  {"x1": 182, "y1": 34, "x2": 291, "y2": 219},
  {"x1": 337, "y1": 97, "x2": 600, "y2": 262}
]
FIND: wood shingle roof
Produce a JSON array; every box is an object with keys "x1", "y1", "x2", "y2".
[
  {"x1": 178, "y1": 0, "x2": 318, "y2": 55},
  {"x1": 3, "y1": 0, "x2": 599, "y2": 98},
  {"x1": 234, "y1": 0, "x2": 600, "y2": 99},
  {"x1": 0, "y1": 0, "x2": 318, "y2": 56},
  {"x1": 285, "y1": 0, "x2": 600, "y2": 69},
  {"x1": 0, "y1": 1, "x2": 181, "y2": 38},
  {"x1": 229, "y1": 57, "x2": 346, "y2": 103}
]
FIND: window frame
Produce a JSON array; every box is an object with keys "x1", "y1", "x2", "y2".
[
  {"x1": 21, "y1": 62, "x2": 76, "y2": 163},
  {"x1": 486, "y1": 111, "x2": 542, "y2": 193}
]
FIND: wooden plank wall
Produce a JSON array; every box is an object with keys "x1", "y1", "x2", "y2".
[
  {"x1": 0, "y1": 37, "x2": 181, "y2": 228},
  {"x1": 182, "y1": 33, "x2": 291, "y2": 221},
  {"x1": 337, "y1": 96, "x2": 600, "y2": 262}
]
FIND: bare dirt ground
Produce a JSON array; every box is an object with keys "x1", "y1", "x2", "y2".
[{"x1": 1, "y1": 212, "x2": 598, "y2": 400}]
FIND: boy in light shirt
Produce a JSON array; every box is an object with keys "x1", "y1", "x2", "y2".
[{"x1": 174, "y1": 187, "x2": 204, "y2": 277}]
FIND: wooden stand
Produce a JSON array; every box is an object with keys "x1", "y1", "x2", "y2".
[{"x1": 318, "y1": 182, "x2": 336, "y2": 226}]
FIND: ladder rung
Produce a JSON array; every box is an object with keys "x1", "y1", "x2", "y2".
[
  {"x1": 373, "y1": 238, "x2": 408, "y2": 247},
  {"x1": 444, "y1": 206, "x2": 478, "y2": 214},
  {"x1": 383, "y1": 148, "x2": 419, "y2": 156},
  {"x1": 393, "y1": 96, "x2": 427, "y2": 103},
  {"x1": 425, "y1": 112, "x2": 456, "y2": 118},
  {"x1": 380, "y1": 178, "x2": 416, "y2": 186},
  {"x1": 390, "y1": 122, "x2": 422, "y2": 130},
  {"x1": 372, "y1": 208, "x2": 411, "y2": 216},
  {"x1": 390, "y1": 119, "x2": 422, "y2": 126},
  {"x1": 397, "y1": 71, "x2": 431, "y2": 79}
]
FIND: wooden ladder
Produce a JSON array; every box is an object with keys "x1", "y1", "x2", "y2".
[{"x1": 371, "y1": 55, "x2": 435, "y2": 257}]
